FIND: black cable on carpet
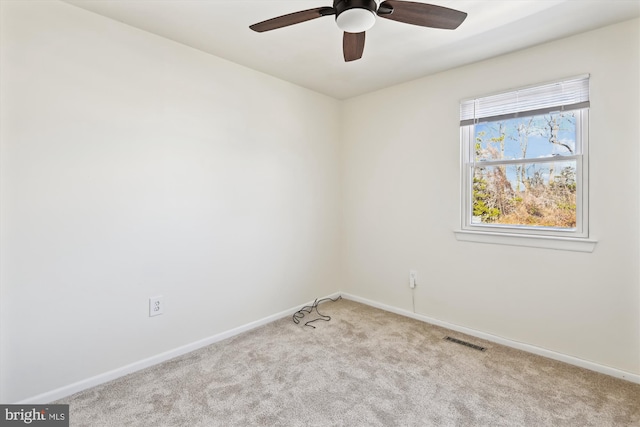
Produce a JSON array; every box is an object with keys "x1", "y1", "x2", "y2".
[{"x1": 292, "y1": 296, "x2": 342, "y2": 328}]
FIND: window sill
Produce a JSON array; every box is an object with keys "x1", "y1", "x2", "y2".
[{"x1": 453, "y1": 230, "x2": 597, "y2": 252}]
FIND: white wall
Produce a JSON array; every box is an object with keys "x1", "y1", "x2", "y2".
[
  {"x1": 0, "y1": 1, "x2": 342, "y2": 403},
  {"x1": 341, "y1": 19, "x2": 640, "y2": 375}
]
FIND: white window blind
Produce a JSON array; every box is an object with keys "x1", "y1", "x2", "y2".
[{"x1": 460, "y1": 75, "x2": 590, "y2": 126}]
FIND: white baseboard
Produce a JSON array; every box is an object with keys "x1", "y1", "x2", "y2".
[
  {"x1": 341, "y1": 292, "x2": 640, "y2": 384},
  {"x1": 16, "y1": 290, "x2": 638, "y2": 403},
  {"x1": 16, "y1": 292, "x2": 341, "y2": 404}
]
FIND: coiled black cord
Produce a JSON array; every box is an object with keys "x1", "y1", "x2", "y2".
[{"x1": 292, "y1": 296, "x2": 342, "y2": 328}]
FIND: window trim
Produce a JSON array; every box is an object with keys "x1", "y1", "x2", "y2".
[
  {"x1": 456, "y1": 77, "x2": 596, "y2": 252},
  {"x1": 453, "y1": 229, "x2": 598, "y2": 252}
]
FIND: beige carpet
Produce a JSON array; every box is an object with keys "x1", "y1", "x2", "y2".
[{"x1": 58, "y1": 298, "x2": 640, "y2": 426}]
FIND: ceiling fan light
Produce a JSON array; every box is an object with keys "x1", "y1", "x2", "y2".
[{"x1": 336, "y1": 8, "x2": 376, "y2": 33}]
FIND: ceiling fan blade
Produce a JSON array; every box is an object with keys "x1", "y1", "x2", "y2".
[
  {"x1": 343, "y1": 32, "x2": 366, "y2": 62},
  {"x1": 377, "y1": 1, "x2": 467, "y2": 29},
  {"x1": 250, "y1": 7, "x2": 335, "y2": 32}
]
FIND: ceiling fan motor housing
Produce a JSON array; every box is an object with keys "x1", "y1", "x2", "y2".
[{"x1": 334, "y1": 0, "x2": 378, "y2": 33}]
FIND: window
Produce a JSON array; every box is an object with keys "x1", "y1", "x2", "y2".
[{"x1": 456, "y1": 75, "x2": 596, "y2": 251}]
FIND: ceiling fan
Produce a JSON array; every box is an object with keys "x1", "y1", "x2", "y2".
[{"x1": 249, "y1": 1, "x2": 467, "y2": 62}]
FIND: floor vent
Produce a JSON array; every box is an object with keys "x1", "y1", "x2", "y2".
[{"x1": 444, "y1": 336, "x2": 486, "y2": 352}]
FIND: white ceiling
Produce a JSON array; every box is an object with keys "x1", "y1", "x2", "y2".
[{"x1": 64, "y1": 0, "x2": 640, "y2": 99}]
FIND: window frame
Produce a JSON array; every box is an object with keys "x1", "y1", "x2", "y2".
[{"x1": 455, "y1": 77, "x2": 596, "y2": 252}]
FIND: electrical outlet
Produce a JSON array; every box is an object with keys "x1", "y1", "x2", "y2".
[
  {"x1": 409, "y1": 270, "x2": 417, "y2": 288},
  {"x1": 149, "y1": 296, "x2": 164, "y2": 317}
]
